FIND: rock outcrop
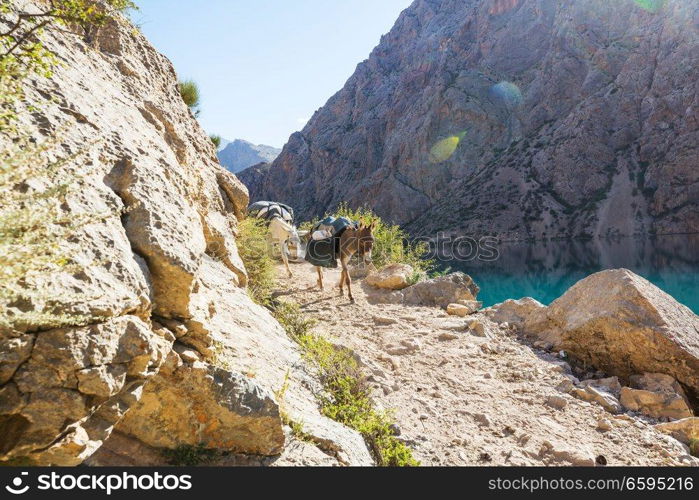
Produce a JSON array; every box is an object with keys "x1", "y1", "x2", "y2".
[
  {"x1": 620, "y1": 373, "x2": 693, "y2": 420},
  {"x1": 366, "y1": 264, "x2": 414, "y2": 290},
  {"x1": 655, "y1": 418, "x2": 699, "y2": 447},
  {"x1": 242, "y1": 0, "x2": 699, "y2": 239},
  {"x1": 368, "y1": 272, "x2": 480, "y2": 309},
  {"x1": 522, "y1": 269, "x2": 699, "y2": 397},
  {"x1": 0, "y1": 2, "x2": 370, "y2": 466}
]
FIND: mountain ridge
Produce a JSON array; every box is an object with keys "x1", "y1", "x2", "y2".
[{"x1": 217, "y1": 138, "x2": 280, "y2": 174}]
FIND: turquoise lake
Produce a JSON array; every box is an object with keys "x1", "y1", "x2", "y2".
[{"x1": 436, "y1": 235, "x2": 699, "y2": 314}]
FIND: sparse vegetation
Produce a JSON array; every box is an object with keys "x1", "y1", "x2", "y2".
[
  {"x1": 178, "y1": 79, "x2": 201, "y2": 116},
  {"x1": 274, "y1": 370, "x2": 315, "y2": 443},
  {"x1": 162, "y1": 444, "x2": 217, "y2": 466},
  {"x1": 210, "y1": 134, "x2": 222, "y2": 148},
  {"x1": 272, "y1": 300, "x2": 419, "y2": 467},
  {"x1": 1, "y1": 0, "x2": 136, "y2": 131},
  {"x1": 0, "y1": 1, "x2": 134, "y2": 333},
  {"x1": 237, "y1": 217, "x2": 276, "y2": 305},
  {"x1": 0, "y1": 134, "x2": 104, "y2": 332}
]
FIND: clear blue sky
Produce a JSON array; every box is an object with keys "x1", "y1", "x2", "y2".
[{"x1": 134, "y1": 0, "x2": 413, "y2": 147}]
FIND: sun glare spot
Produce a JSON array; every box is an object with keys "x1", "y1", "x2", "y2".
[
  {"x1": 429, "y1": 132, "x2": 466, "y2": 164},
  {"x1": 632, "y1": 0, "x2": 665, "y2": 13},
  {"x1": 490, "y1": 81, "x2": 523, "y2": 109}
]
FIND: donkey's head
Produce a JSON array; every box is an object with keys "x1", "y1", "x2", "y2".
[{"x1": 355, "y1": 221, "x2": 377, "y2": 264}]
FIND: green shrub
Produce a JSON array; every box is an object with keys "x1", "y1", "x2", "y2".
[
  {"x1": 273, "y1": 301, "x2": 316, "y2": 339},
  {"x1": 178, "y1": 79, "x2": 201, "y2": 114},
  {"x1": 162, "y1": 444, "x2": 217, "y2": 466},
  {"x1": 319, "y1": 203, "x2": 433, "y2": 274},
  {"x1": 210, "y1": 134, "x2": 222, "y2": 148},
  {"x1": 237, "y1": 217, "x2": 276, "y2": 305},
  {"x1": 272, "y1": 301, "x2": 419, "y2": 467},
  {"x1": 1, "y1": 0, "x2": 136, "y2": 131}
]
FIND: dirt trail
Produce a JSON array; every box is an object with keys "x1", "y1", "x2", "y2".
[{"x1": 274, "y1": 262, "x2": 696, "y2": 466}]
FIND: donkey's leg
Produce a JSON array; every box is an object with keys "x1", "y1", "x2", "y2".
[
  {"x1": 282, "y1": 244, "x2": 293, "y2": 278},
  {"x1": 340, "y1": 256, "x2": 354, "y2": 302},
  {"x1": 316, "y1": 266, "x2": 324, "y2": 290},
  {"x1": 338, "y1": 265, "x2": 345, "y2": 296}
]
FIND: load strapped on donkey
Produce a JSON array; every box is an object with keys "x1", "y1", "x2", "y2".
[
  {"x1": 304, "y1": 216, "x2": 356, "y2": 269},
  {"x1": 248, "y1": 201, "x2": 305, "y2": 276},
  {"x1": 248, "y1": 201, "x2": 295, "y2": 225}
]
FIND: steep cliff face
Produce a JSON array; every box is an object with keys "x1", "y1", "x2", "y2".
[
  {"x1": 0, "y1": 2, "x2": 370, "y2": 466},
  {"x1": 245, "y1": 0, "x2": 699, "y2": 239}
]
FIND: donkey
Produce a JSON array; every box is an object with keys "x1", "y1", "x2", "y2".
[
  {"x1": 315, "y1": 221, "x2": 376, "y2": 302},
  {"x1": 269, "y1": 216, "x2": 302, "y2": 278}
]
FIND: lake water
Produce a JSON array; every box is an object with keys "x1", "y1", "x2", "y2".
[{"x1": 434, "y1": 235, "x2": 699, "y2": 314}]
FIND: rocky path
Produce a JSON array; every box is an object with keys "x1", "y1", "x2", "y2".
[{"x1": 275, "y1": 262, "x2": 697, "y2": 466}]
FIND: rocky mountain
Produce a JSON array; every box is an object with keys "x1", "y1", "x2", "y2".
[
  {"x1": 243, "y1": 0, "x2": 699, "y2": 239},
  {"x1": 217, "y1": 139, "x2": 280, "y2": 174},
  {"x1": 0, "y1": 2, "x2": 369, "y2": 466},
  {"x1": 3, "y1": 0, "x2": 698, "y2": 469}
]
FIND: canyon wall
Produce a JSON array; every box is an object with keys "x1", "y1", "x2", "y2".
[
  {"x1": 241, "y1": 0, "x2": 699, "y2": 239},
  {"x1": 0, "y1": 2, "x2": 369, "y2": 466}
]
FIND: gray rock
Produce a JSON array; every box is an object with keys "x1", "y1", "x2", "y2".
[{"x1": 524, "y1": 270, "x2": 699, "y2": 395}]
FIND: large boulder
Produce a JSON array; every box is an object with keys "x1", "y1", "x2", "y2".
[
  {"x1": 114, "y1": 351, "x2": 285, "y2": 456},
  {"x1": 374, "y1": 272, "x2": 479, "y2": 308},
  {"x1": 366, "y1": 264, "x2": 414, "y2": 290},
  {"x1": 523, "y1": 270, "x2": 699, "y2": 396},
  {"x1": 620, "y1": 387, "x2": 693, "y2": 421},
  {"x1": 485, "y1": 298, "x2": 546, "y2": 325},
  {"x1": 0, "y1": 317, "x2": 172, "y2": 465}
]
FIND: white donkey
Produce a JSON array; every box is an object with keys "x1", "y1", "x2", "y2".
[{"x1": 268, "y1": 216, "x2": 302, "y2": 278}]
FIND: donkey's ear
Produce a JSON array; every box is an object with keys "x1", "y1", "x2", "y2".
[{"x1": 370, "y1": 221, "x2": 378, "y2": 231}]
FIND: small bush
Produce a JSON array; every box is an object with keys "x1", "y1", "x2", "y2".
[
  {"x1": 237, "y1": 217, "x2": 276, "y2": 305},
  {"x1": 273, "y1": 301, "x2": 316, "y2": 339},
  {"x1": 272, "y1": 301, "x2": 419, "y2": 467},
  {"x1": 178, "y1": 79, "x2": 201, "y2": 113},
  {"x1": 210, "y1": 134, "x2": 222, "y2": 148},
  {"x1": 162, "y1": 444, "x2": 216, "y2": 466}
]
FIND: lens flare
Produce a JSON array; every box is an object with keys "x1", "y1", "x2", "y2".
[
  {"x1": 490, "y1": 81, "x2": 523, "y2": 108},
  {"x1": 429, "y1": 132, "x2": 466, "y2": 164},
  {"x1": 633, "y1": 0, "x2": 665, "y2": 13}
]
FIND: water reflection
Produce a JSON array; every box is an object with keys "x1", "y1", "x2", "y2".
[{"x1": 438, "y1": 235, "x2": 699, "y2": 313}]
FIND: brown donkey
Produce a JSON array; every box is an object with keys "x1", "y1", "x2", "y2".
[{"x1": 316, "y1": 221, "x2": 376, "y2": 302}]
